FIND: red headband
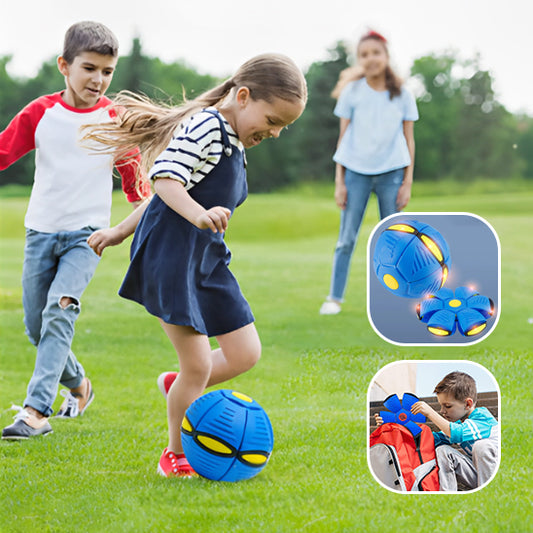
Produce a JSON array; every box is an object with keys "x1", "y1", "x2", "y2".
[{"x1": 362, "y1": 30, "x2": 387, "y2": 43}]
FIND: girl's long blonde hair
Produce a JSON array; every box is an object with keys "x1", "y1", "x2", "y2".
[
  {"x1": 331, "y1": 31, "x2": 403, "y2": 100},
  {"x1": 84, "y1": 53, "x2": 307, "y2": 176}
]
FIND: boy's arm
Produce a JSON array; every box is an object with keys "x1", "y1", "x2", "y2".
[
  {"x1": 115, "y1": 147, "x2": 152, "y2": 203},
  {"x1": 411, "y1": 401, "x2": 451, "y2": 437},
  {"x1": 87, "y1": 197, "x2": 150, "y2": 256},
  {"x1": 0, "y1": 105, "x2": 39, "y2": 171},
  {"x1": 448, "y1": 410, "x2": 498, "y2": 445}
]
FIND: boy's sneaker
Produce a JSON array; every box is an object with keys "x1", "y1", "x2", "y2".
[
  {"x1": 2, "y1": 406, "x2": 53, "y2": 440},
  {"x1": 157, "y1": 372, "x2": 178, "y2": 399},
  {"x1": 319, "y1": 299, "x2": 342, "y2": 315},
  {"x1": 55, "y1": 377, "x2": 94, "y2": 418},
  {"x1": 157, "y1": 447, "x2": 198, "y2": 478}
]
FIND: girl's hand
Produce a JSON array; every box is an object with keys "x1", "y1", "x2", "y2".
[
  {"x1": 374, "y1": 413, "x2": 384, "y2": 426},
  {"x1": 335, "y1": 181, "x2": 348, "y2": 210},
  {"x1": 87, "y1": 228, "x2": 125, "y2": 257},
  {"x1": 396, "y1": 181, "x2": 412, "y2": 211},
  {"x1": 196, "y1": 206, "x2": 231, "y2": 233}
]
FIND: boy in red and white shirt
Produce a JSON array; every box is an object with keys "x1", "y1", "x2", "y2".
[{"x1": 0, "y1": 21, "x2": 150, "y2": 440}]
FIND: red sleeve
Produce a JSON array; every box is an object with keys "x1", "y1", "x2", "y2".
[
  {"x1": 107, "y1": 106, "x2": 151, "y2": 203},
  {"x1": 116, "y1": 147, "x2": 151, "y2": 202},
  {"x1": 0, "y1": 97, "x2": 50, "y2": 170}
]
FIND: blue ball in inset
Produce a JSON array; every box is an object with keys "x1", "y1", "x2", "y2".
[
  {"x1": 373, "y1": 220, "x2": 451, "y2": 298},
  {"x1": 181, "y1": 390, "x2": 274, "y2": 482}
]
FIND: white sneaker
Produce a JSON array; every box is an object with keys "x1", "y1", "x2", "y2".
[{"x1": 319, "y1": 300, "x2": 342, "y2": 315}]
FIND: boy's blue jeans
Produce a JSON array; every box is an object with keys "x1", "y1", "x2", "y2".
[
  {"x1": 328, "y1": 168, "x2": 404, "y2": 302},
  {"x1": 22, "y1": 227, "x2": 100, "y2": 417}
]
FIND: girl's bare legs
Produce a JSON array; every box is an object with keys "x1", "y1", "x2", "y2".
[{"x1": 159, "y1": 321, "x2": 261, "y2": 454}]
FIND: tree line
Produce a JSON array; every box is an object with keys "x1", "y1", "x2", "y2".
[{"x1": 1, "y1": 38, "x2": 532, "y2": 193}]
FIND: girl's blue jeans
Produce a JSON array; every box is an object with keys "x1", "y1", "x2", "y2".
[
  {"x1": 22, "y1": 227, "x2": 100, "y2": 417},
  {"x1": 328, "y1": 168, "x2": 404, "y2": 302}
]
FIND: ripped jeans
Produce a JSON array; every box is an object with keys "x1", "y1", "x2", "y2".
[{"x1": 22, "y1": 227, "x2": 100, "y2": 416}]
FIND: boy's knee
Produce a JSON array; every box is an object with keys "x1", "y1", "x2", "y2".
[
  {"x1": 472, "y1": 439, "x2": 497, "y2": 461},
  {"x1": 59, "y1": 296, "x2": 80, "y2": 309}
]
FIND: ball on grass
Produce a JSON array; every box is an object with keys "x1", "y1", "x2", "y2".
[
  {"x1": 181, "y1": 389, "x2": 273, "y2": 482},
  {"x1": 373, "y1": 220, "x2": 451, "y2": 298}
]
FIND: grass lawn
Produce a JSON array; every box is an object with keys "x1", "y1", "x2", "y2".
[{"x1": 0, "y1": 182, "x2": 531, "y2": 532}]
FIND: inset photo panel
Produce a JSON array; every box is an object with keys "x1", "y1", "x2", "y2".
[
  {"x1": 367, "y1": 360, "x2": 500, "y2": 494},
  {"x1": 367, "y1": 212, "x2": 500, "y2": 345}
]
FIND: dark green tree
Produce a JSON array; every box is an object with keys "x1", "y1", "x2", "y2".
[{"x1": 411, "y1": 52, "x2": 521, "y2": 180}]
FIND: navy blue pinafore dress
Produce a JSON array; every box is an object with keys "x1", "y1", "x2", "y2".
[{"x1": 119, "y1": 110, "x2": 254, "y2": 336}]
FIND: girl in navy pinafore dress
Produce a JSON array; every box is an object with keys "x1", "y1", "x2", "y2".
[
  {"x1": 119, "y1": 109, "x2": 253, "y2": 337},
  {"x1": 86, "y1": 54, "x2": 307, "y2": 477}
]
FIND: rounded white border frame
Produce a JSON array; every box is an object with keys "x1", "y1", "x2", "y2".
[
  {"x1": 366, "y1": 212, "x2": 501, "y2": 347},
  {"x1": 366, "y1": 359, "x2": 502, "y2": 495}
]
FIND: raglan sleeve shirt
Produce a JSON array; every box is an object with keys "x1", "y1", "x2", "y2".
[{"x1": 0, "y1": 93, "x2": 149, "y2": 232}]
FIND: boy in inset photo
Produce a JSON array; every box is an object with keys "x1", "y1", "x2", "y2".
[{"x1": 410, "y1": 371, "x2": 499, "y2": 491}]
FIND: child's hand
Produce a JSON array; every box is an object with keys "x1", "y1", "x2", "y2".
[
  {"x1": 196, "y1": 206, "x2": 231, "y2": 233},
  {"x1": 334, "y1": 181, "x2": 347, "y2": 210},
  {"x1": 374, "y1": 413, "x2": 384, "y2": 426},
  {"x1": 87, "y1": 228, "x2": 125, "y2": 256},
  {"x1": 411, "y1": 401, "x2": 432, "y2": 417}
]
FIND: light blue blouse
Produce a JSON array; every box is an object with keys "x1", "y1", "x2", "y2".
[{"x1": 333, "y1": 78, "x2": 419, "y2": 175}]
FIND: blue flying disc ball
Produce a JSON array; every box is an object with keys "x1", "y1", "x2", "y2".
[
  {"x1": 416, "y1": 286, "x2": 494, "y2": 337},
  {"x1": 379, "y1": 393, "x2": 426, "y2": 436},
  {"x1": 181, "y1": 389, "x2": 273, "y2": 482},
  {"x1": 373, "y1": 220, "x2": 451, "y2": 299}
]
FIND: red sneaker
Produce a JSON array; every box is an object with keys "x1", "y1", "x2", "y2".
[
  {"x1": 157, "y1": 372, "x2": 178, "y2": 398},
  {"x1": 157, "y1": 447, "x2": 197, "y2": 478}
]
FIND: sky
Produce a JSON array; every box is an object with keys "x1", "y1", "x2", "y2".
[
  {"x1": 1, "y1": 0, "x2": 532, "y2": 114},
  {"x1": 415, "y1": 361, "x2": 499, "y2": 397}
]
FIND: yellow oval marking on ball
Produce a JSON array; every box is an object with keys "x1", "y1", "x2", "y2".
[
  {"x1": 467, "y1": 323, "x2": 487, "y2": 336},
  {"x1": 231, "y1": 391, "x2": 253, "y2": 403},
  {"x1": 388, "y1": 223, "x2": 415, "y2": 233},
  {"x1": 181, "y1": 417, "x2": 193, "y2": 432},
  {"x1": 383, "y1": 274, "x2": 399, "y2": 290},
  {"x1": 428, "y1": 326, "x2": 450, "y2": 336},
  {"x1": 240, "y1": 453, "x2": 268, "y2": 465},
  {"x1": 448, "y1": 299, "x2": 462, "y2": 308},
  {"x1": 420, "y1": 235, "x2": 443, "y2": 262},
  {"x1": 197, "y1": 435, "x2": 233, "y2": 455}
]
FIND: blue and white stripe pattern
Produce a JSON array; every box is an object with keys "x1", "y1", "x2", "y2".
[
  {"x1": 149, "y1": 108, "x2": 243, "y2": 189},
  {"x1": 433, "y1": 407, "x2": 498, "y2": 457}
]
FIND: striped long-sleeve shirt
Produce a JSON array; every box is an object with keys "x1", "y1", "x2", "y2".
[
  {"x1": 433, "y1": 407, "x2": 499, "y2": 457},
  {"x1": 149, "y1": 108, "x2": 243, "y2": 188}
]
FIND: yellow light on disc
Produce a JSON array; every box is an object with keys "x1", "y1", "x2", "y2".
[
  {"x1": 467, "y1": 323, "x2": 487, "y2": 336},
  {"x1": 231, "y1": 391, "x2": 253, "y2": 403},
  {"x1": 428, "y1": 326, "x2": 450, "y2": 336},
  {"x1": 383, "y1": 274, "x2": 399, "y2": 290},
  {"x1": 182, "y1": 417, "x2": 193, "y2": 432},
  {"x1": 197, "y1": 435, "x2": 233, "y2": 455},
  {"x1": 388, "y1": 223, "x2": 415, "y2": 233},
  {"x1": 240, "y1": 453, "x2": 268, "y2": 465},
  {"x1": 448, "y1": 299, "x2": 462, "y2": 308},
  {"x1": 420, "y1": 235, "x2": 443, "y2": 262}
]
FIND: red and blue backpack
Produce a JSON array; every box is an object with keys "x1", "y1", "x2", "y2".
[{"x1": 369, "y1": 393, "x2": 440, "y2": 492}]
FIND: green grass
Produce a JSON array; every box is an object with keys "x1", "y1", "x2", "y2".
[{"x1": 0, "y1": 184, "x2": 531, "y2": 532}]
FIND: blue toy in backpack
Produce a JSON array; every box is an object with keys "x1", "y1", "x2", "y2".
[
  {"x1": 373, "y1": 220, "x2": 451, "y2": 299},
  {"x1": 181, "y1": 389, "x2": 273, "y2": 482},
  {"x1": 417, "y1": 286, "x2": 494, "y2": 337},
  {"x1": 379, "y1": 393, "x2": 426, "y2": 436}
]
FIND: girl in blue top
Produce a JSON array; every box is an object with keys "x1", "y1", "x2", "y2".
[
  {"x1": 320, "y1": 31, "x2": 419, "y2": 315},
  {"x1": 85, "y1": 54, "x2": 307, "y2": 477}
]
